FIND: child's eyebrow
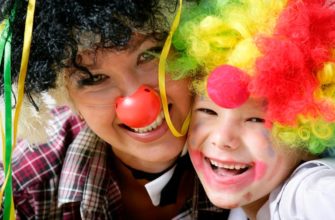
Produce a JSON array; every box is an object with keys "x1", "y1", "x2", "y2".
[{"x1": 249, "y1": 101, "x2": 267, "y2": 113}]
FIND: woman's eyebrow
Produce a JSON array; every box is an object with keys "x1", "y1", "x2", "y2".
[
  {"x1": 145, "y1": 46, "x2": 163, "y2": 55},
  {"x1": 127, "y1": 35, "x2": 152, "y2": 52}
]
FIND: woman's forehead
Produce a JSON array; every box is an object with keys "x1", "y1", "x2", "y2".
[{"x1": 126, "y1": 33, "x2": 163, "y2": 51}]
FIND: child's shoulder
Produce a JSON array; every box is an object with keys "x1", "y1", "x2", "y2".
[
  {"x1": 265, "y1": 158, "x2": 335, "y2": 219},
  {"x1": 294, "y1": 157, "x2": 335, "y2": 172},
  {"x1": 287, "y1": 158, "x2": 335, "y2": 193}
]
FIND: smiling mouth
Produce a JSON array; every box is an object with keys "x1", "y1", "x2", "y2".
[
  {"x1": 120, "y1": 104, "x2": 171, "y2": 133},
  {"x1": 206, "y1": 158, "x2": 251, "y2": 176}
]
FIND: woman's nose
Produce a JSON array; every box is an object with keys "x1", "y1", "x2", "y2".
[{"x1": 115, "y1": 85, "x2": 161, "y2": 128}]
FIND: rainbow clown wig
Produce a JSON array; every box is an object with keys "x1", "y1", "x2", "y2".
[{"x1": 170, "y1": 0, "x2": 335, "y2": 155}]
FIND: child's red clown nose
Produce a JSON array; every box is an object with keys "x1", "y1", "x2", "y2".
[
  {"x1": 115, "y1": 85, "x2": 161, "y2": 128},
  {"x1": 207, "y1": 65, "x2": 250, "y2": 109}
]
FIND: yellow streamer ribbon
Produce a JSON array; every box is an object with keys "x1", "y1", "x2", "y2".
[
  {"x1": 0, "y1": 1, "x2": 36, "y2": 219},
  {"x1": 0, "y1": 111, "x2": 8, "y2": 210},
  {"x1": 0, "y1": 112, "x2": 7, "y2": 207},
  {"x1": 0, "y1": 21, "x2": 5, "y2": 33},
  {"x1": 0, "y1": 19, "x2": 8, "y2": 168},
  {"x1": 13, "y1": 0, "x2": 36, "y2": 150},
  {"x1": 158, "y1": 0, "x2": 190, "y2": 137}
]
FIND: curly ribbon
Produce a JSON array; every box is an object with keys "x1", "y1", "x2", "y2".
[
  {"x1": 0, "y1": 20, "x2": 15, "y2": 220},
  {"x1": 0, "y1": 22, "x2": 5, "y2": 33},
  {"x1": 0, "y1": 22, "x2": 6, "y2": 217},
  {"x1": 13, "y1": 0, "x2": 36, "y2": 151},
  {"x1": 158, "y1": 0, "x2": 191, "y2": 137},
  {"x1": 0, "y1": 0, "x2": 36, "y2": 219}
]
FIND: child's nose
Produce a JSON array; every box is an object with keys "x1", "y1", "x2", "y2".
[{"x1": 210, "y1": 125, "x2": 240, "y2": 150}]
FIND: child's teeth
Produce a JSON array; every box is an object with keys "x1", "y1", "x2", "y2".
[{"x1": 209, "y1": 159, "x2": 248, "y2": 170}]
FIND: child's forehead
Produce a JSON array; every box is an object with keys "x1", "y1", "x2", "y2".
[
  {"x1": 244, "y1": 98, "x2": 267, "y2": 110},
  {"x1": 196, "y1": 95, "x2": 266, "y2": 111}
]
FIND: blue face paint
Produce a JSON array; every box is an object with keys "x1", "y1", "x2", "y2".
[{"x1": 261, "y1": 129, "x2": 276, "y2": 157}]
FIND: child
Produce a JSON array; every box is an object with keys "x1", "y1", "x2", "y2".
[
  {"x1": 171, "y1": 0, "x2": 335, "y2": 219},
  {"x1": 0, "y1": 0, "x2": 228, "y2": 219}
]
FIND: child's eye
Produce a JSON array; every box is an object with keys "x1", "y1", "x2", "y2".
[
  {"x1": 137, "y1": 47, "x2": 162, "y2": 64},
  {"x1": 197, "y1": 108, "x2": 218, "y2": 116},
  {"x1": 246, "y1": 117, "x2": 265, "y2": 123},
  {"x1": 78, "y1": 74, "x2": 108, "y2": 86}
]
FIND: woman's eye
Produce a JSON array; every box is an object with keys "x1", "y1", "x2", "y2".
[
  {"x1": 137, "y1": 47, "x2": 162, "y2": 64},
  {"x1": 138, "y1": 52, "x2": 155, "y2": 63},
  {"x1": 197, "y1": 108, "x2": 217, "y2": 116},
  {"x1": 78, "y1": 74, "x2": 108, "y2": 86},
  {"x1": 246, "y1": 117, "x2": 265, "y2": 123}
]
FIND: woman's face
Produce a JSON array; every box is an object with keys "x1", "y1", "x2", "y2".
[{"x1": 66, "y1": 36, "x2": 192, "y2": 172}]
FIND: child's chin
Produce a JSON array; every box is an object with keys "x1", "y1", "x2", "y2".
[{"x1": 205, "y1": 190, "x2": 241, "y2": 209}]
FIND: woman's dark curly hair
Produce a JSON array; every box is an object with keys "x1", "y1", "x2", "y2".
[{"x1": 0, "y1": 0, "x2": 177, "y2": 98}]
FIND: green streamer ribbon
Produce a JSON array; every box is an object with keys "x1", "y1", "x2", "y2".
[
  {"x1": 0, "y1": 3, "x2": 17, "y2": 219},
  {"x1": 3, "y1": 30, "x2": 13, "y2": 220}
]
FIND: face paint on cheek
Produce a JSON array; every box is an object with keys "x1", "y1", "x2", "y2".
[
  {"x1": 267, "y1": 144, "x2": 276, "y2": 158},
  {"x1": 189, "y1": 149, "x2": 203, "y2": 170},
  {"x1": 188, "y1": 137, "x2": 197, "y2": 149},
  {"x1": 243, "y1": 192, "x2": 253, "y2": 202},
  {"x1": 260, "y1": 129, "x2": 276, "y2": 158},
  {"x1": 188, "y1": 125, "x2": 200, "y2": 147},
  {"x1": 254, "y1": 161, "x2": 267, "y2": 181},
  {"x1": 189, "y1": 123, "x2": 200, "y2": 136},
  {"x1": 265, "y1": 156, "x2": 283, "y2": 181}
]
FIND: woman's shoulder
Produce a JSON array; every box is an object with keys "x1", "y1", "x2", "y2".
[{"x1": 7, "y1": 106, "x2": 86, "y2": 190}]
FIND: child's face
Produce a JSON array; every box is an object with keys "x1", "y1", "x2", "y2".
[{"x1": 188, "y1": 95, "x2": 301, "y2": 210}]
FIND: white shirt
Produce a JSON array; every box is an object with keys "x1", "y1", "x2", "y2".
[{"x1": 229, "y1": 158, "x2": 335, "y2": 220}]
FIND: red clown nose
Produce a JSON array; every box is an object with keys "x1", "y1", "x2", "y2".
[
  {"x1": 207, "y1": 65, "x2": 250, "y2": 109},
  {"x1": 115, "y1": 85, "x2": 161, "y2": 128}
]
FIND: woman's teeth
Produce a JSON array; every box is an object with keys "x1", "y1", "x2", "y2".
[{"x1": 133, "y1": 110, "x2": 165, "y2": 133}]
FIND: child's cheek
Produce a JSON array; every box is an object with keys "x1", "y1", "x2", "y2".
[
  {"x1": 188, "y1": 149, "x2": 203, "y2": 169},
  {"x1": 189, "y1": 121, "x2": 202, "y2": 135},
  {"x1": 254, "y1": 161, "x2": 267, "y2": 181},
  {"x1": 267, "y1": 144, "x2": 276, "y2": 158},
  {"x1": 261, "y1": 130, "x2": 276, "y2": 158},
  {"x1": 188, "y1": 123, "x2": 200, "y2": 146}
]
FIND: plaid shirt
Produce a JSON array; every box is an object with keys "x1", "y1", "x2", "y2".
[{"x1": 0, "y1": 106, "x2": 229, "y2": 219}]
